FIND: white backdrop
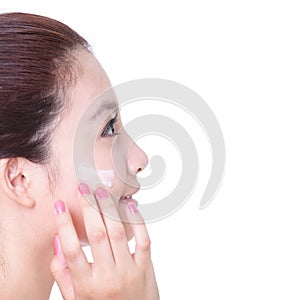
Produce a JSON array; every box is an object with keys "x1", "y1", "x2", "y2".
[{"x1": 1, "y1": 1, "x2": 300, "y2": 299}]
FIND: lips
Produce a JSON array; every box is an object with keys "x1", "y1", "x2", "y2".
[{"x1": 120, "y1": 195, "x2": 138, "y2": 206}]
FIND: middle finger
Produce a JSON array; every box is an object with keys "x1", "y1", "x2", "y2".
[
  {"x1": 95, "y1": 186, "x2": 133, "y2": 267},
  {"x1": 78, "y1": 183, "x2": 115, "y2": 269}
]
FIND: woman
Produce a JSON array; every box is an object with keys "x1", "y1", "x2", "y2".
[{"x1": 0, "y1": 12, "x2": 159, "y2": 299}]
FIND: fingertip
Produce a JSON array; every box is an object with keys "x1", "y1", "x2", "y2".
[
  {"x1": 78, "y1": 183, "x2": 91, "y2": 195},
  {"x1": 54, "y1": 200, "x2": 66, "y2": 215},
  {"x1": 125, "y1": 203, "x2": 145, "y2": 225},
  {"x1": 49, "y1": 254, "x2": 74, "y2": 300},
  {"x1": 127, "y1": 202, "x2": 138, "y2": 215},
  {"x1": 95, "y1": 187, "x2": 108, "y2": 200}
]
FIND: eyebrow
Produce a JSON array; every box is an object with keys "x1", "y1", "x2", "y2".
[{"x1": 89, "y1": 101, "x2": 118, "y2": 121}]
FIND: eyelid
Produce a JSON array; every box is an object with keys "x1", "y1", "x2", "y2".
[
  {"x1": 100, "y1": 110, "x2": 118, "y2": 129},
  {"x1": 106, "y1": 109, "x2": 119, "y2": 123},
  {"x1": 100, "y1": 113, "x2": 119, "y2": 138},
  {"x1": 108, "y1": 113, "x2": 118, "y2": 126}
]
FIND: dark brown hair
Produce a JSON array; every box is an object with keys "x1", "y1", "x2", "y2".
[{"x1": 0, "y1": 12, "x2": 90, "y2": 163}]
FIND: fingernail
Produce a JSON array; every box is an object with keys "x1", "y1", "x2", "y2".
[
  {"x1": 78, "y1": 183, "x2": 91, "y2": 195},
  {"x1": 54, "y1": 234, "x2": 59, "y2": 255},
  {"x1": 53, "y1": 235, "x2": 67, "y2": 267},
  {"x1": 128, "y1": 202, "x2": 138, "y2": 215},
  {"x1": 54, "y1": 200, "x2": 66, "y2": 215},
  {"x1": 95, "y1": 187, "x2": 108, "y2": 199}
]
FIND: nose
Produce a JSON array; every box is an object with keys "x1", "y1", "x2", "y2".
[{"x1": 127, "y1": 139, "x2": 148, "y2": 175}]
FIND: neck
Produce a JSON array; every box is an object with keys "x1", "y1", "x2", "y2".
[{"x1": 0, "y1": 219, "x2": 55, "y2": 299}]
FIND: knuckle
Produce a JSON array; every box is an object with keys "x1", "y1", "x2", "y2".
[
  {"x1": 103, "y1": 278, "x2": 122, "y2": 298},
  {"x1": 50, "y1": 264, "x2": 62, "y2": 277},
  {"x1": 109, "y1": 228, "x2": 126, "y2": 242},
  {"x1": 106, "y1": 286, "x2": 122, "y2": 298},
  {"x1": 137, "y1": 238, "x2": 151, "y2": 252},
  {"x1": 64, "y1": 247, "x2": 81, "y2": 263},
  {"x1": 89, "y1": 229, "x2": 107, "y2": 244},
  {"x1": 77, "y1": 289, "x2": 96, "y2": 300}
]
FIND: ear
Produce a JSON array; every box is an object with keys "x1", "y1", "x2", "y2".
[{"x1": 0, "y1": 157, "x2": 35, "y2": 208}]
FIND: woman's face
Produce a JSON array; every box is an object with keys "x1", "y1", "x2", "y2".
[{"x1": 46, "y1": 51, "x2": 148, "y2": 243}]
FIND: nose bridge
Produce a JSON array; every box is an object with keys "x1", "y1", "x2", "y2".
[{"x1": 127, "y1": 134, "x2": 148, "y2": 175}]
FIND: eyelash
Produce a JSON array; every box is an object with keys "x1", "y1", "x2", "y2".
[{"x1": 101, "y1": 115, "x2": 119, "y2": 138}]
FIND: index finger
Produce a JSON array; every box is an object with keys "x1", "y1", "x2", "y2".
[{"x1": 54, "y1": 200, "x2": 91, "y2": 279}]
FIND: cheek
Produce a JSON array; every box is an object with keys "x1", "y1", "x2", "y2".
[
  {"x1": 69, "y1": 192, "x2": 89, "y2": 244},
  {"x1": 30, "y1": 175, "x2": 57, "y2": 236},
  {"x1": 94, "y1": 139, "x2": 127, "y2": 188},
  {"x1": 69, "y1": 136, "x2": 131, "y2": 243},
  {"x1": 94, "y1": 140, "x2": 115, "y2": 169},
  {"x1": 51, "y1": 165, "x2": 89, "y2": 242},
  {"x1": 62, "y1": 185, "x2": 89, "y2": 243}
]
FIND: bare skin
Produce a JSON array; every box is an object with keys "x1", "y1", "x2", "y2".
[{"x1": 0, "y1": 51, "x2": 159, "y2": 299}]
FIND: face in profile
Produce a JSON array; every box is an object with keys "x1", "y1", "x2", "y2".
[
  {"x1": 0, "y1": 47, "x2": 147, "y2": 262},
  {"x1": 35, "y1": 51, "x2": 148, "y2": 244}
]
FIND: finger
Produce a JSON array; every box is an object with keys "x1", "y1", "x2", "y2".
[
  {"x1": 78, "y1": 183, "x2": 115, "y2": 269},
  {"x1": 95, "y1": 187, "x2": 132, "y2": 266},
  {"x1": 118, "y1": 198, "x2": 137, "y2": 242},
  {"x1": 125, "y1": 202, "x2": 152, "y2": 266},
  {"x1": 54, "y1": 200, "x2": 91, "y2": 281},
  {"x1": 50, "y1": 235, "x2": 74, "y2": 300}
]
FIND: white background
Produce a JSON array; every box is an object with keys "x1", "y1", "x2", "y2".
[{"x1": 2, "y1": 1, "x2": 300, "y2": 299}]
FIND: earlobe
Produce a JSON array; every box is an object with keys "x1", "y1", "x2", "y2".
[{"x1": 0, "y1": 157, "x2": 35, "y2": 208}]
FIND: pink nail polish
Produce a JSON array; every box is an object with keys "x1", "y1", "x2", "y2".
[
  {"x1": 128, "y1": 202, "x2": 138, "y2": 215},
  {"x1": 53, "y1": 235, "x2": 68, "y2": 268},
  {"x1": 95, "y1": 187, "x2": 108, "y2": 199},
  {"x1": 78, "y1": 183, "x2": 91, "y2": 195},
  {"x1": 54, "y1": 200, "x2": 66, "y2": 215}
]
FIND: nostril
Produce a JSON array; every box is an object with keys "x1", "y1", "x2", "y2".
[{"x1": 137, "y1": 167, "x2": 142, "y2": 173}]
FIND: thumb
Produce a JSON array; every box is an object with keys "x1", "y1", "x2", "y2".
[{"x1": 50, "y1": 235, "x2": 74, "y2": 300}]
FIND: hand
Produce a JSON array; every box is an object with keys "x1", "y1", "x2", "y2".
[{"x1": 50, "y1": 183, "x2": 159, "y2": 300}]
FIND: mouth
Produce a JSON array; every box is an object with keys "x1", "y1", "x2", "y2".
[{"x1": 120, "y1": 194, "x2": 138, "y2": 206}]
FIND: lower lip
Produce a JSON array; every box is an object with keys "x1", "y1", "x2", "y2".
[{"x1": 120, "y1": 198, "x2": 138, "y2": 206}]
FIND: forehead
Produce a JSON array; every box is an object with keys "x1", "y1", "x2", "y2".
[
  {"x1": 63, "y1": 51, "x2": 116, "y2": 125},
  {"x1": 53, "y1": 52, "x2": 114, "y2": 141},
  {"x1": 74, "y1": 51, "x2": 112, "y2": 110}
]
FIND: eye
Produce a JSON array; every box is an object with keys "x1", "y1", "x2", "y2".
[{"x1": 101, "y1": 115, "x2": 119, "y2": 138}]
